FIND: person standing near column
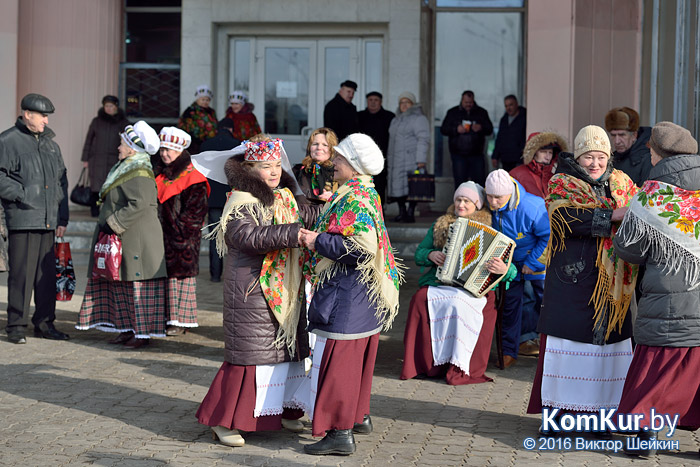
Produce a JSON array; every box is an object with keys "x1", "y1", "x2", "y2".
[{"x1": 0, "y1": 93, "x2": 70, "y2": 344}]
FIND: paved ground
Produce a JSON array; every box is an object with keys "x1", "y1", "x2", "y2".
[{"x1": 1, "y1": 258, "x2": 698, "y2": 466}]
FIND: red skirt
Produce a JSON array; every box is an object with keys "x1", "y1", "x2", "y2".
[
  {"x1": 400, "y1": 286, "x2": 496, "y2": 385},
  {"x1": 615, "y1": 345, "x2": 700, "y2": 430},
  {"x1": 196, "y1": 362, "x2": 302, "y2": 432},
  {"x1": 312, "y1": 334, "x2": 379, "y2": 437}
]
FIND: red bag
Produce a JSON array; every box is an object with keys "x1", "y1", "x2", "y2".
[
  {"x1": 92, "y1": 232, "x2": 122, "y2": 281},
  {"x1": 55, "y1": 239, "x2": 76, "y2": 301}
]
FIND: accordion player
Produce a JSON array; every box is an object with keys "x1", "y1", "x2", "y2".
[{"x1": 436, "y1": 218, "x2": 516, "y2": 297}]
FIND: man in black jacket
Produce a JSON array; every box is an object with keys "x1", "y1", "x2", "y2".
[
  {"x1": 200, "y1": 119, "x2": 240, "y2": 283},
  {"x1": 440, "y1": 90, "x2": 493, "y2": 187},
  {"x1": 323, "y1": 80, "x2": 359, "y2": 141},
  {"x1": 605, "y1": 107, "x2": 653, "y2": 186},
  {"x1": 0, "y1": 94, "x2": 70, "y2": 343},
  {"x1": 357, "y1": 91, "x2": 394, "y2": 203},
  {"x1": 491, "y1": 95, "x2": 527, "y2": 171}
]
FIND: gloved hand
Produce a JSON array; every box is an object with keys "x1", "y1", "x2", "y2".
[{"x1": 100, "y1": 223, "x2": 115, "y2": 235}]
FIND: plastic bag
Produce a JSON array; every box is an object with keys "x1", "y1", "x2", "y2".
[
  {"x1": 92, "y1": 232, "x2": 122, "y2": 281},
  {"x1": 55, "y1": 239, "x2": 76, "y2": 301}
]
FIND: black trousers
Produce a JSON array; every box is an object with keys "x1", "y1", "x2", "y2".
[
  {"x1": 208, "y1": 208, "x2": 223, "y2": 280},
  {"x1": 6, "y1": 230, "x2": 56, "y2": 332}
]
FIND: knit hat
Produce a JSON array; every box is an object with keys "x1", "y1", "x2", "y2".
[
  {"x1": 574, "y1": 125, "x2": 611, "y2": 159},
  {"x1": 194, "y1": 85, "x2": 213, "y2": 99},
  {"x1": 229, "y1": 90, "x2": 247, "y2": 105},
  {"x1": 334, "y1": 133, "x2": 384, "y2": 176},
  {"x1": 398, "y1": 91, "x2": 417, "y2": 104},
  {"x1": 485, "y1": 169, "x2": 513, "y2": 196},
  {"x1": 648, "y1": 121, "x2": 698, "y2": 159},
  {"x1": 244, "y1": 138, "x2": 283, "y2": 162},
  {"x1": 453, "y1": 181, "x2": 484, "y2": 210},
  {"x1": 604, "y1": 107, "x2": 640, "y2": 133},
  {"x1": 159, "y1": 127, "x2": 191, "y2": 152},
  {"x1": 120, "y1": 121, "x2": 160, "y2": 155}
]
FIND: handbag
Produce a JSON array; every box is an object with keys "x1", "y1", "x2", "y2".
[
  {"x1": 70, "y1": 168, "x2": 92, "y2": 206},
  {"x1": 92, "y1": 231, "x2": 122, "y2": 281},
  {"x1": 55, "y1": 239, "x2": 76, "y2": 301},
  {"x1": 407, "y1": 170, "x2": 435, "y2": 203}
]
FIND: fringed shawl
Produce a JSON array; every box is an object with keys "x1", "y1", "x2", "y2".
[
  {"x1": 618, "y1": 180, "x2": 700, "y2": 288},
  {"x1": 305, "y1": 175, "x2": 404, "y2": 330},
  {"x1": 207, "y1": 186, "x2": 304, "y2": 356},
  {"x1": 546, "y1": 169, "x2": 638, "y2": 340}
]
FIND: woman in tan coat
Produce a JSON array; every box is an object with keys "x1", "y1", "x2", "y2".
[{"x1": 76, "y1": 121, "x2": 167, "y2": 348}]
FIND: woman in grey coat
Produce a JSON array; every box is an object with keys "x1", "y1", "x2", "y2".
[
  {"x1": 386, "y1": 92, "x2": 429, "y2": 223},
  {"x1": 614, "y1": 122, "x2": 700, "y2": 457}
]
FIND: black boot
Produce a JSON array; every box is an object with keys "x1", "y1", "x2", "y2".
[
  {"x1": 393, "y1": 200, "x2": 407, "y2": 222},
  {"x1": 304, "y1": 429, "x2": 356, "y2": 456},
  {"x1": 404, "y1": 202, "x2": 416, "y2": 223},
  {"x1": 624, "y1": 430, "x2": 658, "y2": 457},
  {"x1": 353, "y1": 415, "x2": 373, "y2": 434}
]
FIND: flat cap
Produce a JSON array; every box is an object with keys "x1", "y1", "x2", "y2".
[
  {"x1": 21, "y1": 93, "x2": 55, "y2": 114},
  {"x1": 340, "y1": 80, "x2": 357, "y2": 90},
  {"x1": 648, "y1": 121, "x2": 698, "y2": 159}
]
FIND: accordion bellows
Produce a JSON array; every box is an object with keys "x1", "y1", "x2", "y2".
[{"x1": 436, "y1": 218, "x2": 516, "y2": 297}]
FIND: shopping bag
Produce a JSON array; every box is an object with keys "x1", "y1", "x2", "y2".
[
  {"x1": 55, "y1": 239, "x2": 76, "y2": 301},
  {"x1": 70, "y1": 167, "x2": 92, "y2": 206},
  {"x1": 407, "y1": 171, "x2": 435, "y2": 203},
  {"x1": 92, "y1": 232, "x2": 122, "y2": 281}
]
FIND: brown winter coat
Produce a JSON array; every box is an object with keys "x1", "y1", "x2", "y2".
[
  {"x1": 154, "y1": 152, "x2": 209, "y2": 278},
  {"x1": 81, "y1": 108, "x2": 130, "y2": 190},
  {"x1": 222, "y1": 156, "x2": 320, "y2": 366}
]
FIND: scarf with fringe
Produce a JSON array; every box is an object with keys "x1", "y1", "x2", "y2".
[
  {"x1": 99, "y1": 152, "x2": 153, "y2": 201},
  {"x1": 618, "y1": 180, "x2": 700, "y2": 288},
  {"x1": 546, "y1": 169, "x2": 638, "y2": 340},
  {"x1": 305, "y1": 175, "x2": 404, "y2": 331},
  {"x1": 208, "y1": 187, "x2": 304, "y2": 356}
]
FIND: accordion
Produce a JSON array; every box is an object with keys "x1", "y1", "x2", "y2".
[{"x1": 436, "y1": 218, "x2": 516, "y2": 297}]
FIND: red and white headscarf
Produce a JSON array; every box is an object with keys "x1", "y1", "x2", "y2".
[{"x1": 244, "y1": 138, "x2": 282, "y2": 162}]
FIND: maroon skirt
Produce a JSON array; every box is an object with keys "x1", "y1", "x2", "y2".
[
  {"x1": 196, "y1": 362, "x2": 302, "y2": 432},
  {"x1": 312, "y1": 334, "x2": 379, "y2": 437},
  {"x1": 400, "y1": 286, "x2": 496, "y2": 385},
  {"x1": 615, "y1": 344, "x2": 700, "y2": 430}
]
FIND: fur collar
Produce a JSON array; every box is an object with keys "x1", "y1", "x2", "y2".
[
  {"x1": 521, "y1": 131, "x2": 568, "y2": 165},
  {"x1": 98, "y1": 107, "x2": 127, "y2": 123},
  {"x1": 224, "y1": 156, "x2": 297, "y2": 207},
  {"x1": 154, "y1": 151, "x2": 192, "y2": 180},
  {"x1": 432, "y1": 206, "x2": 493, "y2": 250}
]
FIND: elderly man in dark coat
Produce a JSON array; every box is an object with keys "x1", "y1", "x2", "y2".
[
  {"x1": 0, "y1": 93, "x2": 70, "y2": 344},
  {"x1": 605, "y1": 106, "x2": 653, "y2": 186},
  {"x1": 491, "y1": 95, "x2": 527, "y2": 171},
  {"x1": 323, "y1": 80, "x2": 359, "y2": 140}
]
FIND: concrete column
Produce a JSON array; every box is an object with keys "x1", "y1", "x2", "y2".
[{"x1": 0, "y1": 0, "x2": 19, "y2": 126}]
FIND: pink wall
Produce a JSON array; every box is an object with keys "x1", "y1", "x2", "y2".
[
  {"x1": 527, "y1": 0, "x2": 642, "y2": 145},
  {"x1": 0, "y1": 0, "x2": 19, "y2": 126},
  {"x1": 16, "y1": 0, "x2": 122, "y2": 191}
]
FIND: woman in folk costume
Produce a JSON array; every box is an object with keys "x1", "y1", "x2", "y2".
[
  {"x1": 509, "y1": 131, "x2": 568, "y2": 199},
  {"x1": 76, "y1": 121, "x2": 167, "y2": 349},
  {"x1": 299, "y1": 133, "x2": 404, "y2": 456},
  {"x1": 220, "y1": 90, "x2": 262, "y2": 141},
  {"x1": 155, "y1": 127, "x2": 210, "y2": 336},
  {"x1": 401, "y1": 181, "x2": 517, "y2": 385},
  {"x1": 527, "y1": 125, "x2": 639, "y2": 430},
  {"x1": 613, "y1": 122, "x2": 700, "y2": 457},
  {"x1": 195, "y1": 135, "x2": 320, "y2": 447},
  {"x1": 293, "y1": 127, "x2": 338, "y2": 204},
  {"x1": 178, "y1": 85, "x2": 217, "y2": 155}
]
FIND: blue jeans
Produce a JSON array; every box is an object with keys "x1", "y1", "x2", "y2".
[
  {"x1": 520, "y1": 280, "x2": 541, "y2": 343},
  {"x1": 502, "y1": 278, "x2": 544, "y2": 358}
]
